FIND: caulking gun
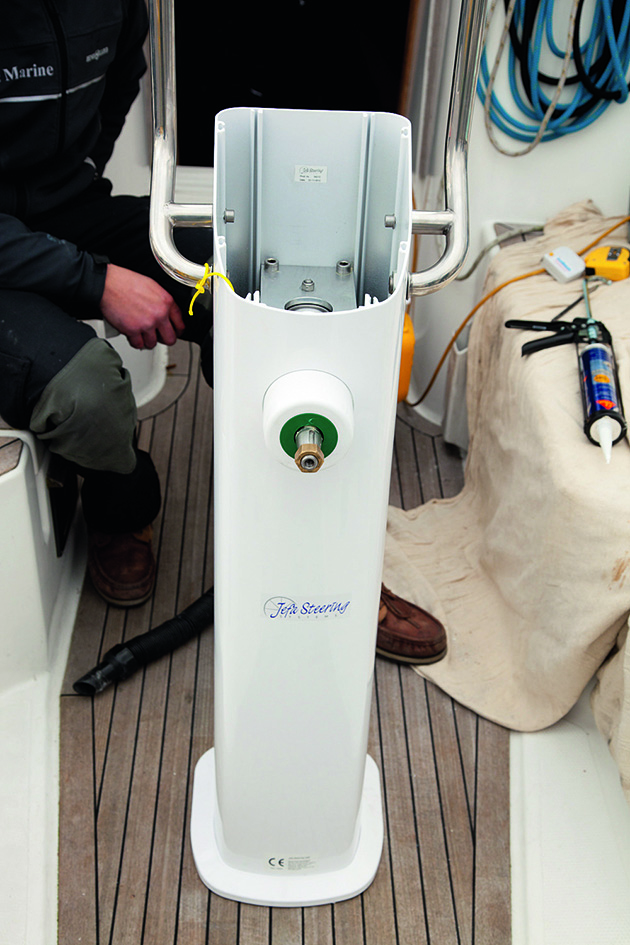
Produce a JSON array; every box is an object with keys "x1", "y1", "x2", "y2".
[{"x1": 506, "y1": 280, "x2": 627, "y2": 463}]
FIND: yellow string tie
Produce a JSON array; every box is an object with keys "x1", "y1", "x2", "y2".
[{"x1": 189, "y1": 264, "x2": 234, "y2": 316}]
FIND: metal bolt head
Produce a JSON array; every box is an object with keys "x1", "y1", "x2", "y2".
[
  {"x1": 294, "y1": 443, "x2": 325, "y2": 473},
  {"x1": 301, "y1": 278, "x2": 315, "y2": 292},
  {"x1": 223, "y1": 209, "x2": 235, "y2": 224}
]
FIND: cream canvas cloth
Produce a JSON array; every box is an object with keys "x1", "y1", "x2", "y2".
[{"x1": 383, "y1": 201, "x2": 630, "y2": 795}]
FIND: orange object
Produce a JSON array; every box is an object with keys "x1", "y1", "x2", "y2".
[
  {"x1": 398, "y1": 312, "x2": 415, "y2": 402},
  {"x1": 584, "y1": 246, "x2": 630, "y2": 281}
]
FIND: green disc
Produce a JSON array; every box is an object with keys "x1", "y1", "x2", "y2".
[{"x1": 279, "y1": 413, "x2": 338, "y2": 458}]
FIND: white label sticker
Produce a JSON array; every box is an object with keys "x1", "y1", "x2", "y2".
[
  {"x1": 287, "y1": 856, "x2": 316, "y2": 871},
  {"x1": 295, "y1": 164, "x2": 328, "y2": 183}
]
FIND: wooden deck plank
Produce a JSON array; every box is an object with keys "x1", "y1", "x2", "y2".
[
  {"x1": 374, "y1": 658, "x2": 428, "y2": 945},
  {"x1": 331, "y1": 894, "x2": 365, "y2": 945},
  {"x1": 425, "y1": 682, "x2": 475, "y2": 945},
  {"x1": 239, "y1": 902, "x2": 270, "y2": 945},
  {"x1": 399, "y1": 672, "x2": 460, "y2": 943},
  {"x1": 270, "y1": 907, "x2": 303, "y2": 944},
  {"x1": 99, "y1": 665, "x2": 167, "y2": 944},
  {"x1": 393, "y1": 419, "x2": 423, "y2": 511},
  {"x1": 140, "y1": 642, "x2": 203, "y2": 944},
  {"x1": 302, "y1": 904, "x2": 335, "y2": 944},
  {"x1": 453, "y1": 701, "x2": 479, "y2": 834},
  {"x1": 91, "y1": 607, "x2": 136, "y2": 795},
  {"x1": 474, "y1": 717, "x2": 512, "y2": 945},
  {"x1": 412, "y1": 430, "x2": 442, "y2": 505},
  {"x1": 86, "y1": 613, "x2": 151, "y2": 942},
  {"x1": 57, "y1": 696, "x2": 99, "y2": 945},
  {"x1": 208, "y1": 894, "x2": 240, "y2": 945}
]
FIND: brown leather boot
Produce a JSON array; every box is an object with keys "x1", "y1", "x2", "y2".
[
  {"x1": 376, "y1": 585, "x2": 447, "y2": 664},
  {"x1": 87, "y1": 525, "x2": 156, "y2": 607}
]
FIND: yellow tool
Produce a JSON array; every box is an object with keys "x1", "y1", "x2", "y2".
[{"x1": 584, "y1": 246, "x2": 630, "y2": 281}]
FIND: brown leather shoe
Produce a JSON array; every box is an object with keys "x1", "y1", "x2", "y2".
[
  {"x1": 88, "y1": 525, "x2": 156, "y2": 607},
  {"x1": 376, "y1": 585, "x2": 447, "y2": 664}
]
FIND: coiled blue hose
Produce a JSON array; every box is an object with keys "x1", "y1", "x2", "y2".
[{"x1": 478, "y1": 0, "x2": 630, "y2": 145}]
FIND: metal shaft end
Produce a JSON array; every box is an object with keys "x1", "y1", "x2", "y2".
[{"x1": 294, "y1": 425, "x2": 325, "y2": 473}]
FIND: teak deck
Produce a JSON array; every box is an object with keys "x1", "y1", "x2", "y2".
[{"x1": 58, "y1": 340, "x2": 511, "y2": 945}]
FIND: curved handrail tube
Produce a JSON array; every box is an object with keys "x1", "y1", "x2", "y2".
[
  {"x1": 149, "y1": 0, "x2": 212, "y2": 287},
  {"x1": 167, "y1": 204, "x2": 215, "y2": 227},
  {"x1": 409, "y1": 0, "x2": 487, "y2": 298},
  {"x1": 411, "y1": 210, "x2": 455, "y2": 235}
]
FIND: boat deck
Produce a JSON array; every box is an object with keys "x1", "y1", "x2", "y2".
[{"x1": 58, "y1": 340, "x2": 510, "y2": 944}]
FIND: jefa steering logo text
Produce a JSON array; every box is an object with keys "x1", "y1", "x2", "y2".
[{"x1": 263, "y1": 597, "x2": 351, "y2": 619}]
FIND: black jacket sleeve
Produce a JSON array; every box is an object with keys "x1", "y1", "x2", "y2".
[
  {"x1": 90, "y1": 0, "x2": 150, "y2": 174},
  {"x1": 0, "y1": 213, "x2": 107, "y2": 308}
]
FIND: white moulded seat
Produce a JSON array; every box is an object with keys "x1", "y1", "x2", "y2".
[{"x1": 0, "y1": 431, "x2": 83, "y2": 692}]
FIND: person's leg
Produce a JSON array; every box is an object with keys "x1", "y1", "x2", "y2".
[
  {"x1": 0, "y1": 289, "x2": 97, "y2": 430},
  {"x1": 0, "y1": 288, "x2": 160, "y2": 605},
  {"x1": 15, "y1": 183, "x2": 213, "y2": 604}
]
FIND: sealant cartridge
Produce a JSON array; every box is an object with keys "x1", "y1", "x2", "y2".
[
  {"x1": 505, "y1": 280, "x2": 627, "y2": 462},
  {"x1": 577, "y1": 280, "x2": 626, "y2": 463},
  {"x1": 578, "y1": 338, "x2": 625, "y2": 462}
]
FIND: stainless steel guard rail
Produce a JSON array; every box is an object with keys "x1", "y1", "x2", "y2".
[
  {"x1": 409, "y1": 0, "x2": 487, "y2": 296},
  {"x1": 148, "y1": 0, "x2": 487, "y2": 296},
  {"x1": 149, "y1": 0, "x2": 212, "y2": 286}
]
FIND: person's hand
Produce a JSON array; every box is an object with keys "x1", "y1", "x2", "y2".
[{"x1": 100, "y1": 264, "x2": 186, "y2": 349}]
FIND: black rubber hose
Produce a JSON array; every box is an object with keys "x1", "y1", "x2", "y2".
[{"x1": 73, "y1": 587, "x2": 215, "y2": 696}]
